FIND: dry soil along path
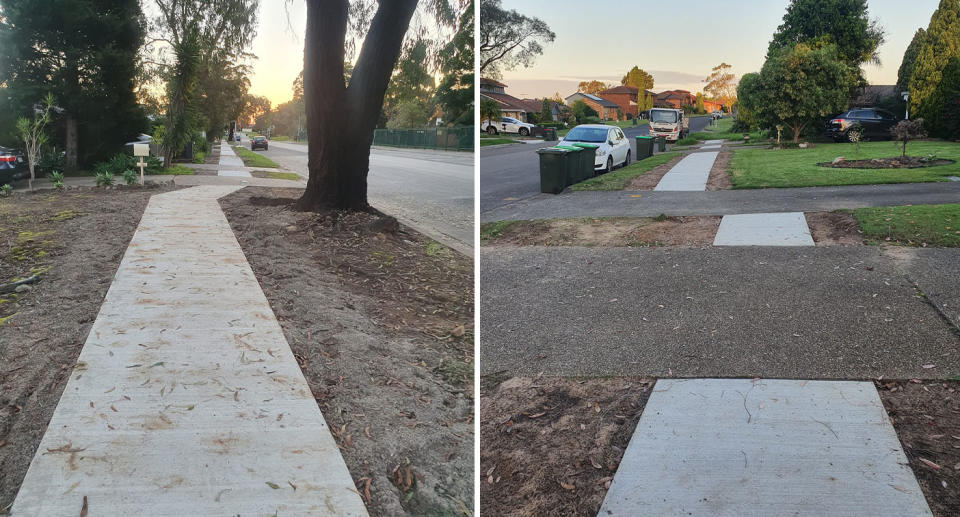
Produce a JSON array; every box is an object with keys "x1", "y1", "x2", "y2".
[
  {"x1": 479, "y1": 246, "x2": 960, "y2": 379},
  {"x1": 11, "y1": 186, "x2": 367, "y2": 516}
]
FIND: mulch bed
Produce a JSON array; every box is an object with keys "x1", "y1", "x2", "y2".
[
  {"x1": 805, "y1": 211, "x2": 865, "y2": 246},
  {"x1": 220, "y1": 187, "x2": 474, "y2": 517},
  {"x1": 483, "y1": 217, "x2": 720, "y2": 247},
  {"x1": 480, "y1": 376, "x2": 654, "y2": 517},
  {"x1": 819, "y1": 157, "x2": 955, "y2": 169},
  {"x1": 877, "y1": 379, "x2": 960, "y2": 517},
  {"x1": 706, "y1": 150, "x2": 733, "y2": 190},
  {"x1": 0, "y1": 185, "x2": 178, "y2": 512}
]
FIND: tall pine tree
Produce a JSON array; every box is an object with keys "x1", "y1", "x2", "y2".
[
  {"x1": 908, "y1": 0, "x2": 960, "y2": 124},
  {"x1": 0, "y1": 0, "x2": 146, "y2": 170},
  {"x1": 897, "y1": 28, "x2": 926, "y2": 94}
]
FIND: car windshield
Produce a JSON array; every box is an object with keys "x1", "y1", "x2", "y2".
[
  {"x1": 563, "y1": 127, "x2": 608, "y2": 143},
  {"x1": 650, "y1": 110, "x2": 678, "y2": 123}
]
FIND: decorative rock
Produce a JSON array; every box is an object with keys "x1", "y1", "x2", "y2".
[
  {"x1": 15, "y1": 284, "x2": 32, "y2": 293},
  {"x1": 832, "y1": 157, "x2": 845, "y2": 165}
]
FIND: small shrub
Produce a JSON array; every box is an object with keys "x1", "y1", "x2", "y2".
[
  {"x1": 0, "y1": 184, "x2": 11, "y2": 197},
  {"x1": 95, "y1": 170, "x2": 114, "y2": 187},
  {"x1": 145, "y1": 155, "x2": 163, "y2": 174},
  {"x1": 890, "y1": 118, "x2": 927, "y2": 158},
  {"x1": 122, "y1": 169, "x2": 138, "y2": 185},
  {"x1": 583, "y1": 116, "x2": 601, "y2": 124},
  {"x1": 193, "y1": 151, "x2": 206, "y2": 164},
  {"x1": 47, "y1": 171, "x2": 64, "y2": 190}
]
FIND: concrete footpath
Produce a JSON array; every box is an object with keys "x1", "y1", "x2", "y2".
[
  {"x1": 599, "y1": 379, "x2": 931, "y2": 516},
  {"x1": 12, "y1": 186, "x2": 366, "y2": 516},
  {"x1": 218, "y1": 142, "x2": 251, "y2": 177}
]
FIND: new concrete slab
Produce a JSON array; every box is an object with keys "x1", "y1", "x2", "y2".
[
  {"x1": 12, "y1": 186, "x2": 368, "y2": 516},
  {"x1": 598, "y1": 378, "x2": 931, "y2": 517},
  {"x1": 714, "y1": 211, "x2": 814, "y2": 246},
  {"x1": 703, "y1": 140, "x2": 723, "y2": 145},
  {"x1": 654, "y1": 151, "x2": 718, "y2": 191}
]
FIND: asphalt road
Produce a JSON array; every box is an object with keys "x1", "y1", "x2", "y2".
[
  {"x1": 480, "y1": 245, "x2": 960, "y2": 379},
  {"x1": 243, "y1": 137, "x2": 474, "y2": 254},
  {"x1": 479, "y1": 116, "x2": 712, "y2": 214}
]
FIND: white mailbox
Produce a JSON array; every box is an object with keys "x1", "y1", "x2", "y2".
[{"x1": 133, "y1": 143, "x2": 150, "y2": 157}]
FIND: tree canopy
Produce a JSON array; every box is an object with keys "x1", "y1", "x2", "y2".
[
  {"x1": 479, "y1": 0, "x2": 554, "y2": 77},
  {"x1": 578, "y1": 80, "x2": 611, "y2": 95},
  {"x1": 768, "y1": 0, "x2": 885, "y2": 68},
  {"x1": 621, "y1": 66, "x2": 654, "y2": 91},
  {"x1": 907, "y1": 0, "x2": 960, "y2": 125},
  {"x1": 703, "y1": 63, "x2": 737, "y2": 108}
]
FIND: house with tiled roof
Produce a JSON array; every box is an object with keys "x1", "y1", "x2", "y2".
[
  {"x1": 480, "y1": 78, "x2": 532, "y2": 122},
  {"x1": 654, "y1": 90, "x2": 696, "y2": 109},
  {"x1": 564, "y1": 92, "x2": 621, "y2": 121},
  {"x1": 598, "y1": 85, "x2": 640, "y2": 118}
]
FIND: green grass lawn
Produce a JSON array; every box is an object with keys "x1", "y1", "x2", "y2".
[
  {"x1": 253, "y1": 171, "x2": 301, "y2": 181},
  {"x1": 687, "y1": 117, "x2": 764, "y2": 143},
  {"x1": 855, "y1": 204, "x2": 960, "y2": 247},
  {"x1": 571, "y1": 152, "x2": 679, "y2": 191},
  {"x1": 730, "y1": 140, "x2": 960, "y2": 188},
  {"x1": 601, "y1": 119, "x2": 649, "y2": 129},
  {"x1": 232, "y1": 145, "x2": 280, "y2": 168},
  {"x1": 159, "y1": 165, "x2": 195, "y2": 176},
  {"x1": 480, "y1": 137, "x2": 520, "y2": 146}
]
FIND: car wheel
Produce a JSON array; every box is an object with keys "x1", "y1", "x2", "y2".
[
  {"x1": 486, "y1": 126, "x2": 498, "y2": 135},
  {"x1": 605, "y1": 156, "x2": 613, "y2": 174},
  {"x1": 519, "y1": 127, "x2": 529, "y2": 137},
  {"x1": 623, "y1": 150, "x2": 631, "y2": 168}
]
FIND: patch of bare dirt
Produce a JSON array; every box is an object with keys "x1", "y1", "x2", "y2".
[
  {"x1": 706, "y1": 150, "x2": 733, "y2": 191},
  {"x1": 484, "y1": 216, "x2": 720, "y2": 247},
  {"x1": 819, "y1": 157, "x2": 954, "y2": 169},
  {"x1": 0, "y1": 185, "x2": 178, "y2": 511},
  {"x1": 219, "y1": 187, "x2": 473, "y2": 517},
  {"x1": 877, "y1": 380, "x2": 960, "y2": 517},
  {"x1": 480, "y1": 376, "x2": 654, "y2": 517},
  {"x1": 805, "y1": 211, "x2": 865, "y2": 246},
  {"x1": 625, "y1": 155, "x2": 685, "y2": 190}
]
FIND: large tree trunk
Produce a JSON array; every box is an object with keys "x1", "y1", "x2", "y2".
[
  {"x1": 65, "y1": 116, "x2": 78, "y2": 172},
  {"x1": 296, "y1": 0, "x2": 419, "y2": 212}
]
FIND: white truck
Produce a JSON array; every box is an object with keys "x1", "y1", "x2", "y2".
[{"x1": 648, "y1": 108, "x2": 689, "y2": 142}]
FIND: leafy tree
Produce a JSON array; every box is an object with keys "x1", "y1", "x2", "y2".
[
  {"x1": 753, "y1": 44, "x2": 852, "y2": 143},
  {"x1": 15, "y1": 93, "x2": 54, "y2": 190},
  {"x1": 0, "y1": 0, "x2": 147, "y2": 170},
  {"x1": 479, "y1": 0, "x2": 555, "y2": 77},
  {"x1": 638, "y1": 91, "x2": 654, "y2": 113},
  {"x1": 241, "y1": 95, "x2": 272, "y2": 129},
  {"x1": 733, "y1": 72, "x2": 762, "y2": 131},
  {"x1": 703, "y1": 63, "x2": 737, "y2": 109},
  {"x1": 621, "y1": 66, "x2": 654, "y2": 90},
  {"x1": 897, "y1": 28, "x2": 926, "y2": 95},
  {"x1": 383, "y1": 38, "x2": 435, "y2": 128},
  {"x1": 540, "y1": 98, "x2": 553, "y2": 122},
  {"x1": 695, "y1": 92, "x2": 706, "y2": 114},
  {"x1": 570, "y1": 100, "x2": 597, "y2": 124},
  {"x1": 434, "y1": 2, "x2": 474, "y2": 126},
  {"x1": 480, "y1": 96, "x2": 501, "y2": 126},
  {"x1": 578, "y1": 80, "x2": 611, "y2": 94},
  {"x1": 197, "y1": 54, "x2": 251, "y2": 143},
  {"x1": 929, "y1": 57, "x2": 960, "y2": 137},
  {"x1": 908, "y1": 0, "x2": 960, "y2": 125},
  {"x1": 768, "y1": 0, "x2": 885, "y2": 71},
  {"x1": 151, "y1": 0, "x2": 259, "y2": 164}
]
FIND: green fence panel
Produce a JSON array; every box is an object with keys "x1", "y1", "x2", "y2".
[{"x1": 372, "y1": 127, "x2": 474, "y2": 151}]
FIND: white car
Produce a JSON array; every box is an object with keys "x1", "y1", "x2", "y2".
[
  {"x1": 482, "y1": 116, "x2": 536, "y2": 137},
  {"x1": 560, "y1": 124, "x2": 631, "y2": 173}
]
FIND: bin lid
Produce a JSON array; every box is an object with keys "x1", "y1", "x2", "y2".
[
  {"x1": 636, "y1": 136, "x2": 652, "y2": 139},
  {"x1": 569, "y1": 143, "x2": 598, "y2": 149},
  {"x1": 555, "y1": 145, "x2": 582, "y2": 152},
  {"x1": 536, "y1": 147, "x2": 569, "y2": 154}
]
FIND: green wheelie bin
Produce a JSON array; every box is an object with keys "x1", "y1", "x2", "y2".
[
  {"x1": 656, "y1": 135, "x2": 667, "y2": 152},
  {"x1": 536, "y1": 146, "x2": 572, "y2": 194},
  {"x1": 569, "y1": 143, "x2": 599, "y2": 181},
  {"x1": 635, "y1": 136, "x2": 653, "y2": 160}
]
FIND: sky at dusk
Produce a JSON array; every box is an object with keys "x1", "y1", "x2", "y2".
[{"x1": 494, "y1": 0, "x2": 941, "y2": 100}]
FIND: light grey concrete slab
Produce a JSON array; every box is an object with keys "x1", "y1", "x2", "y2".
[
  {"x1": 12, "y1": 185, "x2": 368, "y2": 516},
  {"x1": 654, "y1": 151, "x2": 718, "y2": 191},
  {"x1": 218, "y1": 169, "x2": 252, "y2": 178},
  {"x1": 704, "y1": 139, "x2": 723, "y2": 145},
  {"x1": 714, "y1": 211, "x2": 814, "y2": 246},
  {"x1": 598, "y1": 379, "x2": 931, "y2": 517},
  {"x1": 701, "y1": 144, "x2": 722, "y2": 150},
  {"x1": 949, "y1": 176, "x2": 960, "y2": 182}
]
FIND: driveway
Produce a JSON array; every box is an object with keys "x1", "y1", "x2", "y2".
[
  {"x1": 479, "y1": 245, "x2": 960, "y2": 379},
  {"x1": 245, "y1": 138, "x2": 474, "y2": 254},
  {"x1": 479, "y1": 116, "x2": 712, "y2": 214}
]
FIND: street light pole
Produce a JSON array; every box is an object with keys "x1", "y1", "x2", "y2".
[{"x1": 902, "y1": 91, "x2": 910, "y2": 120}]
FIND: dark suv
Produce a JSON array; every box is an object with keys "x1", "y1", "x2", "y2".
[
  {"x1": 825, "y1": 107, "x2": 898, "y2": 141},
  {"x1": 0, "y1": 146, "x2": 26, "y2": 186},
  {"x1": 251, "y1": 135, "x2": 268, "y2": 151}
]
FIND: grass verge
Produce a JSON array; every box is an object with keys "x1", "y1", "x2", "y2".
[
  {"x1": 571, "y1": 152, "x2": 679, "y2": 191},
  {"x1": 730, "y1": 141, "x2": 960, "y2": 188},
  {"x1": 251, "y1": 170, "x2": 301, "y2": 181},
  {"x1": 232, "y1": 145, "x2": 280, "y2": 168},
  {"x1": 480, "y1": 220, "x2": 520, "y2": 241},
  {"x1": 480, "y1": 137, "x2": 520, "y2": 147},
  {"x1": 854, "y1": 204, "x2": 960, "y2": 247}
]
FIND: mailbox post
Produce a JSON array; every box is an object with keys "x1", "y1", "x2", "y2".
[{"x1": 133, "y1": 143, "x2": 149, "y2": 186}]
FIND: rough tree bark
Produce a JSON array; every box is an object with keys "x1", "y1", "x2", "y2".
[{"x1": 296, "y1": 0, "x2": 419, "y2": 212}]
